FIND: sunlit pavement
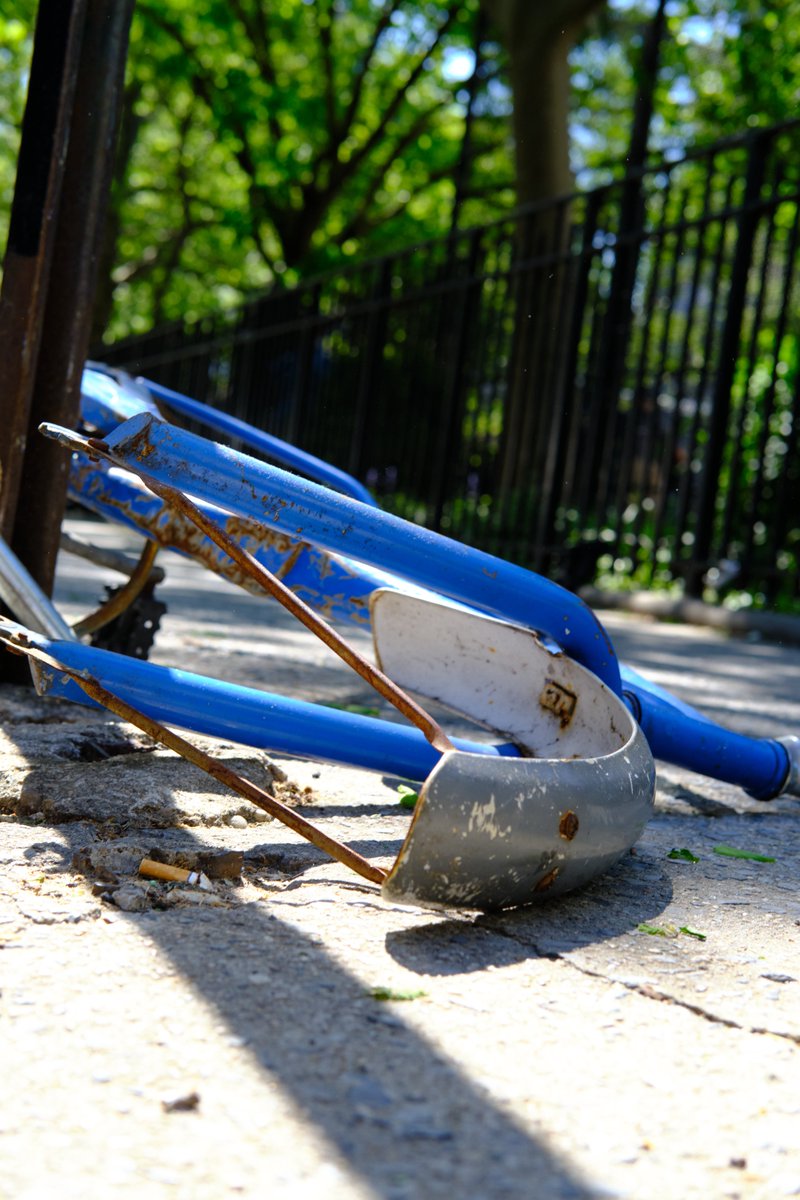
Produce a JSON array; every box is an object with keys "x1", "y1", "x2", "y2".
[{"x1": 0, "y1": 515, "x2": 797, "y2": 1200}]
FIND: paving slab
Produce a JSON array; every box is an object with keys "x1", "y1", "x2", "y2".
[{"x1": 0, "y1": 516, "x2": 798, "y2": 1200}]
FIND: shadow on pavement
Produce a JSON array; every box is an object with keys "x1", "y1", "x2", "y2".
[
  {"x1": 17, "y1": 816, "x2": 607, "y2": 1200},
  {"x1": 386, "y1": 853, "x2": 674, "y2": 975}
]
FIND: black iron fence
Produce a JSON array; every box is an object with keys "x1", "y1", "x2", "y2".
[{"x1": 102, "y1": 121, "x2": 800, "y2": 609}]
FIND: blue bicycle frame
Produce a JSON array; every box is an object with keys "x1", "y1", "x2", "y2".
[{"x1": 58, "y1": 388, "x2": 797, "y2": 801}]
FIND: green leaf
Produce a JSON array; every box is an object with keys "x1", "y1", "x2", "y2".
[
  {"x1": 712, "y1": 844, "x2": 776, "y2": 863},
  {"x1": 327, "y1": 703, "x2": 381, "y2": 717},
  {"x1": 667, "y1": 847, "x2": 700, "y2": 862},
  {"x1": 679, "y1": 926, "x2": 707, "y2": 941},
  {"x1": 397, "y1": 784, "x2": 419, "y2": 809},
  {"x1": 369, "y1": 986, "x2": 427, "y2": 1002}
]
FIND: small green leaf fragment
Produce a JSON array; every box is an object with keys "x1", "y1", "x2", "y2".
[
  {"x1": 369, "y1": 986, "x2": 427, "y2": 1002},
  {"x1": 397, "y1": 784, "x2": 418, "y2": 809},
  {"x1": 327, "y1": 702, "x2": 381, "y2": 717},
  {"x1": 679, "y1": 926, "x2": 707, "y2": 941},
  {"x1": 712, "y1": 844, "x2": 775, "y2": 863},
  {"x1": 667, "y1": 847, "x2": 700, "y2": 862}
]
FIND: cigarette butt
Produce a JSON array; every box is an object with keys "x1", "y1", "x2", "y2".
[
  {"x1": 139, "y1": 858, "x2": 191, "y2": 883},
  {"x1": 139, "y1": 859, "x2": 214, "y2": 891}
]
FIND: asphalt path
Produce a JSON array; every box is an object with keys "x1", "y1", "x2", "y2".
[{"x1": 0, "y1": 514, "x2": 797, "y2": 1200}]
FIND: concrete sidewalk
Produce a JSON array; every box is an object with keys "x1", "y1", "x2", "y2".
[{"x1": 1, "y1": 517, "x2": 798, "y2": 1200}]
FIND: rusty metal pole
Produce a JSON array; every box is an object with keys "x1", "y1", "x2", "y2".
[
  {"x1": 10, "y1": 0, "x2": 136, "y2": 601},
  {"x1": 0, "y1": 0, "x2": 88, "y2": 544}
]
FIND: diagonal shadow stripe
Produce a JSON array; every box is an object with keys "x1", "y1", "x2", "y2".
[{"x1": 13, "y1": 815, "x2": 604, "y2": 1200}]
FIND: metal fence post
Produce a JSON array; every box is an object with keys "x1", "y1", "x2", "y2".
[
  {"x1": 0, "y1": 0, "x2": 88, "y2": 544},
  {"x1": 348, "y1": 263, "x2": 391, "y2": 480},
  {"x1": 11, "y1": 0, "x2": 137, "y2": 602},
  {"x1": 286, "y1": 284, "x2": 321, "y2": 449},
  {"x1": 687, "y1": 132, "x2": 768, "y2": 596},
  {"x1": 430, "y1": 231, "x2": 481, "y2": 529}
]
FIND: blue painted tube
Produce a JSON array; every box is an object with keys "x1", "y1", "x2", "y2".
[
  {"x1": 68, "y1": 457, "x2": 391, "y2": 626},
  {"x1": 68, "y1": 406, "x2": 792, "y2": 797},
  {"x1": 102, "y1": 414, "x2": 622, "y2": 693},
  {"x1": 621, "y1": 666, "x2": 789, "y2": 800},
  {"x1": 140, "y1": 377, "x2": 379, "y2": 508},
  {"x1": 31, "y1": 635, "x2": 517, "y2": 781},
  {"x1": 81, "y1": 367, "x2": 161, "y2": 428}
]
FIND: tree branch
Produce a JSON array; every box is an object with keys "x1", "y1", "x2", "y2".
[
  {"x1": 335, "y1": 0, "x2": 405, "y2": 145},
  {"x1": 338, "y1": 107, "x2": 456, "y2": 241},
  {"x1": 343, "y1": 163, "x2": 464, "y2": 241},
  {"x1": 228, "y1": 0, "x2": 283, "y2": 144},
  {"x1": 327, "y1": 4, "x2": 461, "y2": 195},
  {"x1": 142, "y1": 6, "x2": 283, "y2": 238},
  {"x1": 315, "y1": 0, "x2": 338, "y2": 139}
]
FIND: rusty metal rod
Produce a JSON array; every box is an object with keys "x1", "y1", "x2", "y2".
[
  {"x1": 2, "y1": 630, "x2": 387, "y2": 887},
  {"x1": 86, "y1": 438, "x2": 455, "y2": 756},
  {"x1": 72, "y1": 673, "x2": 388, "y2": 887},
  {"x1": 60, "y1": 529, "x2": 166, "y2": 582},
  {"x1": 72, "y1": 537, "x2": 160, "y2": 637}
]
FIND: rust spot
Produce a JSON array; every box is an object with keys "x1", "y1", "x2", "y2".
[
  {"x1": 539, "y1": 678, "x2": 578, "y2": 728},
  {"x1": 558, "y1": 810, "x2": 579, "y2": 840},
  {"x1": 534, "y1": 867, "x2": 560, "y2": 892}
]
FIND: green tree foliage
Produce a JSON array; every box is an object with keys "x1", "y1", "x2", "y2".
[
  {"x1": 571, "y1": 0, "x2": 800, "y2": 183},
  {"x1": 103, "y1": 0, "x2": 515, "y2": 337},
  {"x1": 0, "y1": 0, "x2": 514, "y2": 339},
  {"x1": 0, "y1": 12, "x2": 33, "y2": 224},
  {"x1": 2, "y1": 0, "x2": 799, "y2": 339}
]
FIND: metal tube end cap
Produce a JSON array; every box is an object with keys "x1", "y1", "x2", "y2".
[{"x1": 776, "y1": 736, "x2": 800, "y2": 798}]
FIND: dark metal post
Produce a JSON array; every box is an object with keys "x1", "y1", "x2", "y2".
[
  {"x1": 687, "y1": 132, "x2": 768, "y2": 595},
  {"x1": 349, "y1": 262, "x2": 391, "y2": 480},
  {"x1": 286, "y1": 285, "x2": 321, "y2": 448},
  {"x1": 430, "y1": 230, "x2": 481, "y2": 529},
  {"x1": 449, "y1": 10, "x2": 486, "y2": 238},
  {"x1": 0, "y1": 0, "x2": 88, "y2": 543},
  {"x1": 590, "y1": 0, "x2": 667, "y2": 425},
  {"x1": 534, "y1": 189, "x2": 604, "y2": 564},
  {"x1": 9, "y1": 0, "x2": 137, "y2": 603}
]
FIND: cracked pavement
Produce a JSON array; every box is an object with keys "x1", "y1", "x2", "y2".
[{"x1": 0, "y1": 516, "x2": 798, "y2": 1200}]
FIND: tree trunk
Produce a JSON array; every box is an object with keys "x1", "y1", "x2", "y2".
[
  {"x1": 479, "y1": 1, "x2": 605, "y2": 561},
  {"x1": 480, "y1": 0, "x2": 605, "y2": 206}
]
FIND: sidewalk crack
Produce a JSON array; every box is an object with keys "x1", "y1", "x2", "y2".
[{"x1": 477, "y1": 921, "x2": 800, "y2": 1045}]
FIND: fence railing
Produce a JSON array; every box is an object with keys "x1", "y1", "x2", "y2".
[{"x1": 101, "y1": 121, "x2": 800, "y2": 609}]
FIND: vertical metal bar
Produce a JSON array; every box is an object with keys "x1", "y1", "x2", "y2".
[
  {"x1": 587, "y1": 0, "x2": 666, "y2": 464},
  {"x1": 650, "y1": 166, "x2": 714, "y2": 558},
  {"x1": 534, "y1": 190, "x2": 604, "y2": 568},
  {"x1": 516, "y1": 199, "x2": 571, "y2": 571},
  {"x1": 770, "y1": 310, "x2": 800, "y2": 601},
  {"x1": 718, "y1": 199, "x2": 778, "y2": 557},
  {"x1": 674, "y1": 169, "x2": 737, "y2": 571},
  {"x1": 286, "y1": 284, "x2": 321, "y2": 448},
  {"x1": 558, "y1": 193, "x2": 610, "y2": 524},
  {"x1": 348, "y1": 261, "x2": 391, "y2": 479},
  {"x1": 627, "y1": 187, "x2": 686, "y2": 569},
  {"x1": 740, "y1": 183, "x2": 799, "y2": 581},
  {"x1": 0, "y1": 0, "x2": 88, "y2": 544},
  {"x1": 10, "y1": 0, "x2": 136, "y2": 603},
  {"x1": 687, "y1": 132, "x2": 768, "y2": 595},
  {"x1": 431, "y1": 231, "x2": 481, "y2": 529},
  {"x1": 608, "y1": 224, "x2": 666, "y2": 553}
]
